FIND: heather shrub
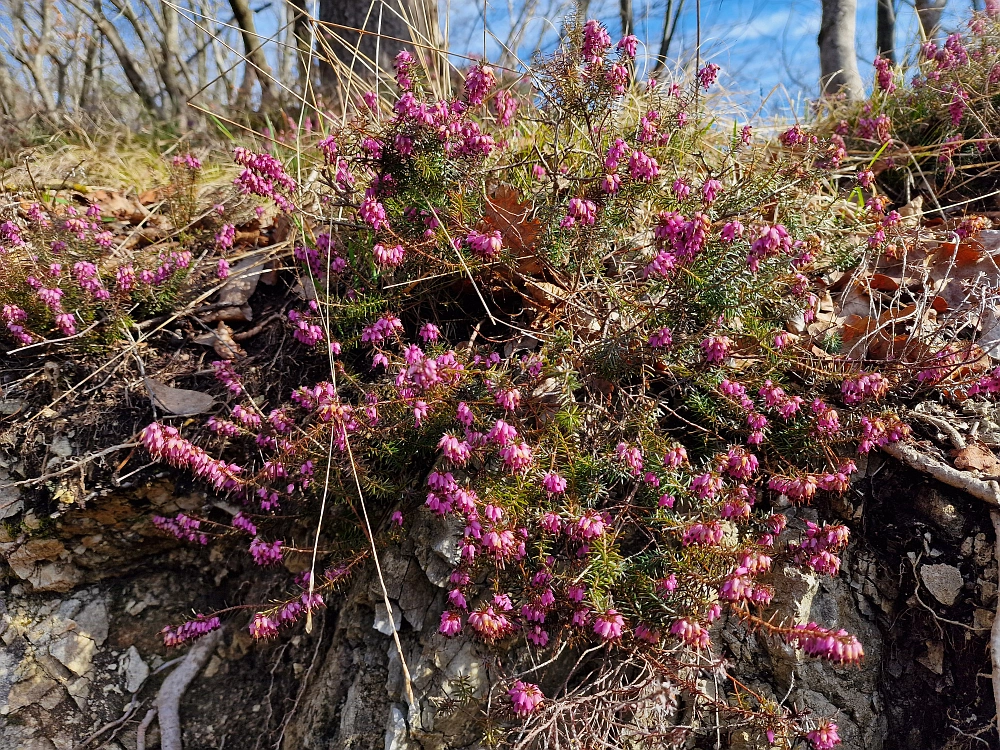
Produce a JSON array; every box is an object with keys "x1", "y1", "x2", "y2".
[
  {"x1": 826, "y1": 5, "x2": 1000, "y2": 206},
  {"x1": 9, "y1": 15, "x2": 1000, "y2": 750}
]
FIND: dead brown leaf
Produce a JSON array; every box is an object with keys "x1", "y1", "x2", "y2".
[
  {"x1": 951, "y1": 443, "x2": 1000, "y2": 473},
  {"x1": 145, "y1": 378, "x2": 216, "y2": 416}
]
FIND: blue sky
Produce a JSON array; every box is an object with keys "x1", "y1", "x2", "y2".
[{"x1": 445, "y1": 0, "x2": 977, "y2": 115}]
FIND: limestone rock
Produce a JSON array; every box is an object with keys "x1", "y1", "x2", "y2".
[
  {"x1": 47, "y1": 631, "x2": 96, "y2": 676},
  {"x1": 374, "y1": 601, "x2": 404, "y2": 635},
  {"x1": 120, "y1": 646, "x2": 149, "y2": 693},
  {"x1": 920, "y1": 563, "x2": 963, "y2": 606}
]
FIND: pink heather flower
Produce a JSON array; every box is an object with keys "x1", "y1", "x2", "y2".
[
  {"x1": 648, "y1": 327, "x2": 673, "y2": 348},
  {"x1": 456, "y1": 401, "x2": 474, "y2": 427},
  {"x1": 605, "y1": 138, "x2": 630, "y2": 171},
  {"x1": 874, "y1": 56, "x2": 896, "y2": 93},
  {"x1": 629, "y1": 150, "x2": 660, "y2": 181},
  {"x1": 950, "y1": 89, "x2": 968, "y2": 127},
  {"x1": 465, "y1": 229, "x2": 503, "y2": 259},
  {"x1": 663, "y1": 445, "x2": 687, "y2": 468},
  {"x1": 634, "y1": 624, "x2": 660, "y2": 644},
  {"x1": 657, "y1": 574, "x2": 678, "y2": 593},
  {"x1": 393, "y1": 50, "x2": 415, "y2": 90},
  {"x1": 448, "y1": 589, "x2": 468, "y2": 609},
  {"x1": 593, "y1": 609, "x2": 625, "y2": 640},
  {"x1": 532, "y1": 164, "x2": 547, "y2": 179},
  {"x1": 542, "y1": 472, "x2": 567, "y2": 494},
  {"x1": 493, "y1": 89, "x2": 519, "y2": 126},
  {"x1": 701, "y1": 179, "x2": 722, "y2": 204},
  {"x1": 390, "y1": 510, "x2": 404, "y2": 527},
  {"x1": 807, "y1": 721, "x2": 841, "y2": 750},
  {"x1": 465, "y1": 64, "x2": 496, "y2": 106},
  {"x1": 841, "y1": 372, "x2": 888, "y2": 405},
  {"x1": 670, "y1": 618, "x2": 710, "y2": 648},
  {"x1": 740, "y1": 124, "x2": 753, "y2": 146},
  {"x1": 373, "y1": 243, "x2": 405, "y2": 267},
  {"x1": 438, "y1": 433, "x2": 471, "y2": 464},
  {"x1": 508, "y1": 680, "x2": 544, "y2": 716},
  {"x1": 250, "y1": 537, "x2": 283, "y2": 565},
  {"x1": 720, "y1": 220, "x2": 743, "y2": 243},
  {"x1": 701, "y1": 335, "x2": 731, "y2": 364},
  {"x1": 413, "y1": 400, "x2": 429, "y2": 426},
  {"x1": 602, "y1": 173, "x2": 622, "y2": 193},
  {"x1": 605, "y1": 63, "x2": 629, "y2": 94},
  {"x1": 488, "y1": 419, "x2": 518, "y2": 446},
  {"x1": 698, "y1": 62, "x2": 720, "y2": 90},
  {"x1": 788, "y1": 623, "x2": 863, "y2": 664},
  {"x1": 682, "y1": 521, "x2": 723, "y2": 546},
  {"x1": 564, "y1": 197, "x2": 597, "y2": 227},
  {"x1": 857, "y1": 168, "x2": 875, "y2": 189},
  {"x1": 468, "y1": 606, "x2": 512, "y2": 641},
  {"x1": 615, "y1": 441, "x2": 643, "y2": 475},
  {"x1": 617, "y1": 34, "x2": 638, "y2": 58},
  {"x1": 216, "y1": 223, "x2": 236, "y2": 249},
  {"x1": 672, "y1": 178, "x2": 691, "y2": 200},
  {"x1": 161, "y1": 614, "x2": 222, "y2": 647},
  {"x1": 658, "y1": 494, "x2": 675, "y2": 508},
  {"x1": 217, "y1": 258, "x2": 230, "y2": 279},
  {"x1": 575, "y1": 510, "x2": 608, "y2": 540},
  {"x1": 582, "y1": 19, "x2": 612, "y2": 64},
  {"x1": 419, "y1": 323, "x2": 440, "y2": 342},
  {"x1": 500, "y1": 441, "x2": 534, "y2": 473},
  {"x1": 54, "y1": 313, "x2": 76, "y2": 336},
  {"x1": 359, "y1": 195, "x2": 389, "y2": 231},
  {"x1": 496, "y1": 388, "x2": 521, "y2": 411},
  {"x1": 439, "y1": 610, "x2": 463, "y2": 636},
  {"x1": 541, "y1": 512, "x2": 562, "y2": 533}
]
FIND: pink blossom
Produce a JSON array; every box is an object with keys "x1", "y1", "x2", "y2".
[
  {"x1": 582, "y1": 19, "x2": 612, "y2": 64},
  {"x1": 701, "y1": 178, "x2": 722, "y2": 204},
  {"x1": 593, "y1": 609, "x2": 625, "y2": 640},
  {"x1": 542, "y1": 472, "x2": 567, "y2": 494},
  {"x1": 648, "y1": 327, "x2": 673, "y2": 348},
  {"x1": 698, "y1": 62, "x2": 720, "y2": 90},
  {"x1": 629, "y1": 150, "x2": 660, "y2": 182},
  {"x1": 616, "y1": 34, "x2": 638, "y2": 58},
  {"x1": 373, "y1": 243, "x2": 405, "y2": 267},
  {"x1": 465, "y1": 64, "x2": 496, "y2": 106},
  {"x1": 465, "y1": 229, "x2": 503, "y2": 259},
  {"x1": 807, "y1": 721, "x2": 841, "y2": 750},
  {"x1": 439, "y1": 610, "x2": 463, "y2": 636},
  {"x1": 670, "y1": 618, "x2": 710, "y2": 648},
  {"x1": 701, "y1": 335, "x2": 731, "y2": 364},
  {"x1": 508, "y1": 680, "x2": 544, "y2": 716}
]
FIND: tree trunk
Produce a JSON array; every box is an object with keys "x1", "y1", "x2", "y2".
[
  {"x1": 818, "y1": 0, "x2": 865, "y2": 100},
  {"x1": 653, "y1": 0, "x2": 685, "y2": 75},
  {"x1": 317, "y1": 0, "x2": 438, "y2": 101},
  {"x1": 915, "y1": 0, "x2": 948, "y2": 43},
  {"x1": 228, "y1": 0, "x2": 278, "y2": 106},
  {"x1": 876, "y1": 0, "x2": 896, "y2": 63},
  {"x1": 288, "y1": 0, "x2": 315, "y2": 93},
  {"x1": 620, "y1": 0, "x2": 632, "y2": 36}
]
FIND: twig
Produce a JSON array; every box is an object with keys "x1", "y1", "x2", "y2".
[
  {"x1": 136, "y1": 708, "x2": 158, "y2": 750},
  {"x1": 157, "y1": 629, "x2": 223, "y2": 750},
  {"x1": 881, "y1": 441, "x2": 1000, "y2": 506},
  {"x1": 990, "y1": 511, "x2": 1000, "y2": 729},
  {"x1": 70, "y1": 695, "x2": 139, "y2": 750}
]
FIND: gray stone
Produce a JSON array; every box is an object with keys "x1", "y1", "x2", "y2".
[
  {"x1": 7, "y1": 673, "x2": 60, "y2": 713},
  {"x1": 920, "y1": 563, "x2": 963, "y2": 606},
  {"x1": 383, "y1": 703, "x2": 413, "y2": 750},
  {"x1": 374, "y1": 601, "x2": 403, "y2": 636},
  {"x1": 0, "y1": 481, "x2": 22, "y2": 519},
  {"x1": 73, "y1": 599, "x2": 109, "y2": 645},
  {"x1": 120, "y1": 646, "x2": 149, "y2": 693},
  {"x1": 48, "y1": 631, "x2": 97, "y2": 676}
]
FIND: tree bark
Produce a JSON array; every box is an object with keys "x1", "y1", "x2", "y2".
[
  {"x1": 653, "y1": 0, "x2": 685, "y2": 75},
  {"x1": 877, "y1": 0, "x2": 896, "y2": 63},
  {"x1": 228, "y1": 0, "x2": 278, "y2": 106},
  {"x1": 65, "y1": 0, "x2": 162, "y2": 114},
  {"x1": 915, "y1": 0, "x2": 948, "y2": 43},
  {"x1": 620, "y1": 0, "x2": 633, "y2": 37},
  {"x1": 317, "y1": 0, "x2": 438, "y2": 100},
  {"x1": 818, "y1": 0, "x2": 865, "y2": 100}
]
